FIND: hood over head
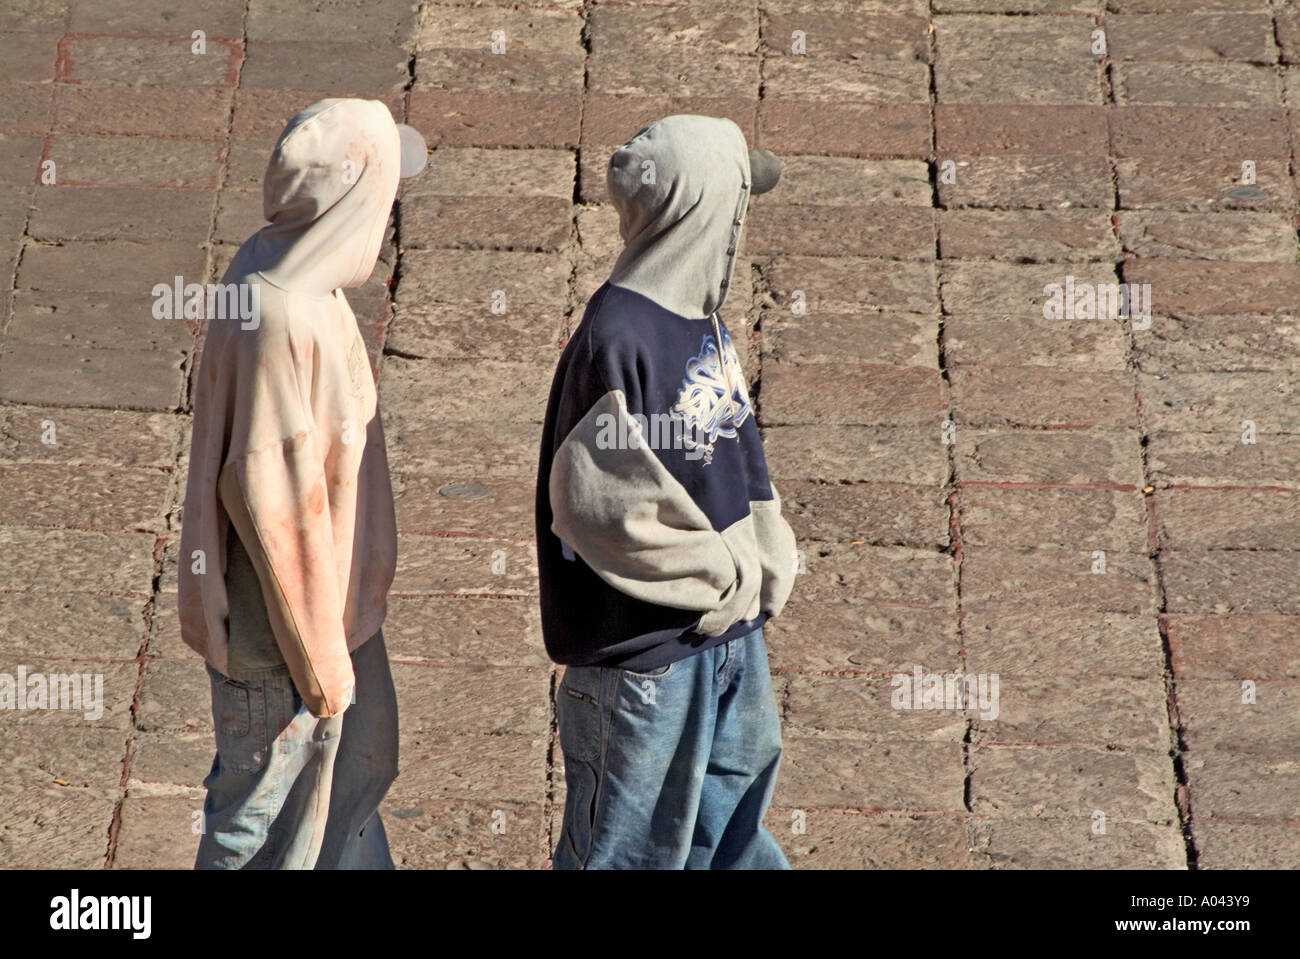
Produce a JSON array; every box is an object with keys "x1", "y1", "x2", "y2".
[
  {"x1": 605, "y1": 115, "x2": 781, "y2": 319},
  {"x1": 247, "y1": 98, "x2": 402, "y2": 295}
]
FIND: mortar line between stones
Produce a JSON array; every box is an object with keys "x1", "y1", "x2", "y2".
[
  {"x1": 543, "y1": 668, "x2": 559, "y2": 867},
  {"x1": 102, "y1": 3, "x2": 252, "y2": 869},
  {"x1": 32, "y1": 9, "x2": 135, "y2": 871},
  {"x1": 3, "y1": 5, "x2": 69, "y2": 342},
  {"x1": 1133, "y1": 367, "x2": 1195, "y2": 870},
  {"x1": 3, "y1": 159, "x2": 37, "y2": 345},
  {"x1": 1099, "y1": 3, "x2": 1197, "y2": 871},
  {"x1": 375, "y1": 9, "x2": 425, "y2": 385},
  {"x1": 751, "y1": 0, "x2": 792, "y2": 761},
  {"x1": 561, "y1": 0, "x2": 595, "y2": 347},
  {"x1": 1275, "y1": 3, "x2": 1300, "y2": 241},
  {"x1": 541, "y1": 0, "x2": 597, "y2": 867},
  {"x1": 923, "y1": 1, "x2": 974, "y2": 836}
]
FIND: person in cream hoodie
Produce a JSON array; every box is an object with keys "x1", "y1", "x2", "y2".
[{"x1": 179, "y1": 98, "x2": 422, "y2": 869}]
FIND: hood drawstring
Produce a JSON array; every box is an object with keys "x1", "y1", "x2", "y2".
[
  {"x1": 712, "y1": 174, "x2": 750, "y2": 437},
  {"x1": 718, "y1": 174, "x2": 748, "y2": 314},
  {"x1": 711, "y1": 310, "x2": 736, "y2": 427}
]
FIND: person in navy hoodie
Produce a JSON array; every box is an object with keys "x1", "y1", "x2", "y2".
[{"x1": 536, "y1": 115, "x2": 798, "y2": 869}]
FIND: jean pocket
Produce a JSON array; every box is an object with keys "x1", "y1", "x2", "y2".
[
  {"x1": 210, "y1": 672, "x2": 270, "y2": 775},
  {"x1": 557, "y1": 668, "x2": 602, "y2": 763},
  {"x1": 619, "y1": 661, "x2": 675, "y2": 680},
  {"x1": 614, "y1": 661, "x2": 675, "y2": 710}
]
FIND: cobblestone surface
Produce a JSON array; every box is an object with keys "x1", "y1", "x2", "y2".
[{"x1": 1, "y1": 0, "x2": 1296, "y2": 870}]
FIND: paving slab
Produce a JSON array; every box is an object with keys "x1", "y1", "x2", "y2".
[
  {"x1": 950, "y1": 366, "x2": 1137, "y2": 428},
  {"x1": 1112, "y1": 62, "x2": 1281, "y2": 108},
  {"x1": 763, "y1": 57, "x2": 929, "y2": 105},
  {"x1": 1195, "y1": 822, "x2": 1300, "y2": 870},
  {"x1": 1115, "y1": 157, "x2": 1294, "y2": 211},
  {"x1": 962, "y1": 609, "x2": 1165, "y2": 679},
  {"x1": 1105, "y1": 14, "x2": 1276, "y2": 63},
  {"x1": 959, "y1": 485, "x2": 1148, "y2": 550},
  {"x1": 766, "y1": 602, "x2": 960, "y2": 674},
  {"x1": 1155, "y1": 488, "x2": 1299, "y2": 550},
  {"x1": 938, "y1": 210, "x2": 1119, "y2": 261},
  {"x1": 969, "y1": 817, "x2": 1186, "y2": 869},
  {"x1": 961, "y1": 545, "x2": 1155, "y2": 614},
  {"x1": 1166, "y1": 614, "x2": 1300, "y2": 680},
  {"x1": 1134, "y1": 314, "x2": 1300, "y2": 373},
  {"x1": 937, "y1": 156, "x2": 1115, "y2": 209},
  {"x1": 954, "y1": 427, "x2": 1145, "y2": 485},
  {"x1": 770, "y1": 810, "x2": 974, "y2": 869},
  {"x1": 936, "y1": 59, "x2": 1103, "y2": 104},
  {"x1": 944, "y1": 313, "x2": 1129, "y2": 370},
  {"x1": 1163, "y1": 550, "x2": 1300, "y2": 614},
  {"x1": 382, "y1": 798, "x2": 548, "y2": 869},
  {"x1": 776, "y1": 739, "x2": 967, "y2": 811},
  {"x1": 781, "y1": 480, "x2": 949, "y2": 548},
  {"x1": 1145, "y1": 429, "x2": 1300, "y2": 488},
  {"x1": 968, "y1": 744, "x2": 1179, "y2": 821},
  {"x1": 763, "y1": 424, "x2": 949, "y2": 485}
]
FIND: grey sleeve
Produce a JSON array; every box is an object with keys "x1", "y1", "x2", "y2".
[
  {"x1": 549, "y1": 390, "x2": 741, "y2": 613},
  {"x1": 752, "y1": 483, "x2": 798, "y2": 618}
]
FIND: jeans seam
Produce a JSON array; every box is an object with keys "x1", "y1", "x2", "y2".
[
  {"x1": 718, "y1": 639, "x2": 740, "y2": 693},
  {"x1": 578, "y1": 668, "x2": 616, "y2": 869}
]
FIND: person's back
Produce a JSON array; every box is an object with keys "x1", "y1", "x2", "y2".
[{"x1": 536, "y1": 115, "x2": 797, "y2": 869}]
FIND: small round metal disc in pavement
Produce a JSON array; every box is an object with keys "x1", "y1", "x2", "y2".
[{"x1": 438, "y1": 483, "x2": 488, "y2": 499}]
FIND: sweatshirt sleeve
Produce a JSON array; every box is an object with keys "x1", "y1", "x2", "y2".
[
  {"x1": 549, "y1": 387, "x2": 742, "y2": 614},
  {"x1": 753, "y1": 482, "x2": 797, "y2": 618},
  {"x1": 214, "y1": 308, "x2": 355, "y2": 719},
  {"x1": 218, "y1": 431, "x2": 354, "y2": 718}
]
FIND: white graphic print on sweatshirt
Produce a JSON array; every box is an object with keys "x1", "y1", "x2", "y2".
[{"x1": 672, "y1": 329, "x2": 752, "y2": 464}]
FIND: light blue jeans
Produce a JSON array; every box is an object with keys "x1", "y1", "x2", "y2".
[
  {"x1": 194, "y1": 632, "x2": 399, "y2": 869},
  {"x1": 553, "y1": 626, "x2": 790, "y2": 869}
]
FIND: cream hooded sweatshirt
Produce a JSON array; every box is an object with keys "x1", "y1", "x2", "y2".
[{"x1": 179, "y1": 99, "x2": 401, "y2": 718}]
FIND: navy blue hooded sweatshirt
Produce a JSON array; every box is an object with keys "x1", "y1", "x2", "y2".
[{"x1": 535, "y1": 115, "x2": 797, "y2": 672}]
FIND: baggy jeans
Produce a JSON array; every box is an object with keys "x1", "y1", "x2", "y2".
[
  {"x1": 194, "y1": 632, "x2": 399, "y2": 869},
  {"x1": 553, "y1": 626, "x2": 790, "y2": 870}
]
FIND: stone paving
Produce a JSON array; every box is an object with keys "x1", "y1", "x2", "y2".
[{"x1": 0, "y1": 0, "x2": 1297, "y2": 869}]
